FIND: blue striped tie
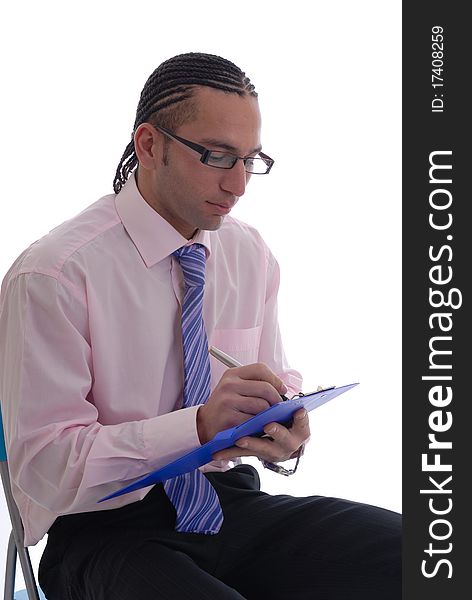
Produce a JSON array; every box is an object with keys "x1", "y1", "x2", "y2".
[{"x1": 163, "y1": 243, "x2": 224, "y2": 534}]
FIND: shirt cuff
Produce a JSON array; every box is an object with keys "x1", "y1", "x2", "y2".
[{"x1": 141, "y1": 405, "x2": 201, "y2": 469}]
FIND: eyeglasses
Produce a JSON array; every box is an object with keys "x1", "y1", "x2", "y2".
[{"x1": 153, "y1": 125, "x2": 274, "y2": 175}]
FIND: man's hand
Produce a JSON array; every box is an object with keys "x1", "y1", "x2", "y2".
[
  {"x1": 196, "y1": 363, "x2": 310, "y2": 463},
  {"x1": 212, "y1": 408, "x2": 310, "y2": 464},
  {"x1": 197, "y1": 363, "x2": 287, "y2": 444}
]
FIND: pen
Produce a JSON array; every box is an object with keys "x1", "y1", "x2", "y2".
[
  {"x1": 208, "y1": 345, "x2": 289, "y2": 400},
  {"x1": 208, "y1": 345, "x2": 243, "y2": 368}
]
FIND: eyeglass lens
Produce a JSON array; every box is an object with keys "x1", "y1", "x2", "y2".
[{"x1": 206, "y1": 152, "x2": 271, "y2": 173}]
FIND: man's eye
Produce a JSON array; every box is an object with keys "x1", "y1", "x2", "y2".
[{"x1": 209, "y1": 153, "x2": 231, "y2": 163}]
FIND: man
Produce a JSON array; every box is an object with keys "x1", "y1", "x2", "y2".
[{"x1": 0, "y1": 52, "x2": 401, "y2": 599}]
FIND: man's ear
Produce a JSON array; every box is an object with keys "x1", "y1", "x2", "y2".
[{"x1": 134, "y1": 123, "x2": 162, "y2": 170}]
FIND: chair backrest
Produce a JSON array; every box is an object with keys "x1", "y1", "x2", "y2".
[
  {"x1": 1, "y1": 408, "x2": 41, "y2": 600},
  {"x1": 0, "y1": 408, "x2": 7, "y2": 462}
]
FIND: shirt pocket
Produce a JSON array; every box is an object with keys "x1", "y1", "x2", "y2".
[{"x1": 209, "y1": 326, "x2": 262, "y2": 389}]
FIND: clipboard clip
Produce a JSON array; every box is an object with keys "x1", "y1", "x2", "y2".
[{"x1": 290, "y1": 385, "x2": 336, "y2": 400}]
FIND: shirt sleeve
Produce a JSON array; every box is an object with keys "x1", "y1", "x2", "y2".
[
  {"x1": 258, "y1": 248, "x2": 303, "y2": 397},
  {"x1": 0, "y1": 271, "x2": 201, "y2": 515}
]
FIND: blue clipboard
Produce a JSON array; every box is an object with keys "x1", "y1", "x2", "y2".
[{"x1": 98, "y1": 382, "x2": 358, "y2": 503}]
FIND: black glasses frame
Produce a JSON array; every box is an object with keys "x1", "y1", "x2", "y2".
[{"x1": 153, "y1": 125, "x2": 274, "y2": 174}]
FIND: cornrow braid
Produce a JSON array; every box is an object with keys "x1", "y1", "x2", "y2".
[{"x1": 113, "y1": 52, "x2": 257, "y2": 194}]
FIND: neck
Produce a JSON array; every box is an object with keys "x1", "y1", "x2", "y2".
[{"x1": 135, "y1": 169, "x2": 197, "y2": 239}]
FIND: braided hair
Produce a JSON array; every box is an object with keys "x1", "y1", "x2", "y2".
[{"x1": 113, "y1": 52, "x2": 258, "y2": 194}]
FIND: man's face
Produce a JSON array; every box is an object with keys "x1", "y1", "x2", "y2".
[{"x1": 143, "y1": 86, "x2": 262, "y2": 238}]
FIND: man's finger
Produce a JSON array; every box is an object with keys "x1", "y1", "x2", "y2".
[{"x1": 236, "y1": 363, "x2": 288, "y2": 395}]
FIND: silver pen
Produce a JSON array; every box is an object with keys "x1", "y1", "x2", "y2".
[
  {"x1": 208, "y1": 345, "x2": 243, "y2": 368},
  {"x1": 209, "y1": 346, "x2": 329, "y2": 396},
  {"x1": 208, "y1": 345, "x2": 290, "y2": 400}
]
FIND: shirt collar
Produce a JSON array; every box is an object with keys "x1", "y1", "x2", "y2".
[{"x1": 114, "y1": 172, "x2": 212, "y2": 268}]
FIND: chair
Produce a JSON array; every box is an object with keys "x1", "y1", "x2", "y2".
[{"x1": 1, "y1": 409, "x2": 45, "y2": 599}]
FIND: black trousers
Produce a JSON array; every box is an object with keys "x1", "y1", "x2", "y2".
[{"x1": 39, "y1": 465, "x2": 401, "y2": 599}]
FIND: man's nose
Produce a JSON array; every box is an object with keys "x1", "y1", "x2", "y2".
[{"x1": 219, "y1": 159, "x2": 249, "y2": 198}]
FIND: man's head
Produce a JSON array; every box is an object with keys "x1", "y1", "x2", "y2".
[{"x1": 113, "y1": 52, "x2": 267, "y2": 238}]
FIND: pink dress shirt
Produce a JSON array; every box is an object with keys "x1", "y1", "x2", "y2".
[{"x1": 0, "y1": 173, "x2": 302, "y2": 546}]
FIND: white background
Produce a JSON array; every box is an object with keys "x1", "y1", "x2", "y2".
[{"x1": 0, "y1": 0, "x2": 401, "y2": 592}]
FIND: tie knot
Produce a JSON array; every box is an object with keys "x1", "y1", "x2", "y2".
[{"x1": 173, "y1": 244, "x2": 207, "y2": 288}]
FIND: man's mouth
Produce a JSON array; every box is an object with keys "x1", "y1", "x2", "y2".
[{"x1": 206, "y1": 202, "x2": 234, "y2": 215}]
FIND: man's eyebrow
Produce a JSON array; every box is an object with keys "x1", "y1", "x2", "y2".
[{"x1": 198, "y1": 138, "x2": 262, "y2": 155}]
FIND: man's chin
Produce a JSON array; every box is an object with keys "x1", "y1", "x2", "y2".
[{"x1": 199, "y1": 215, "x2": 226, "y2": 232}]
